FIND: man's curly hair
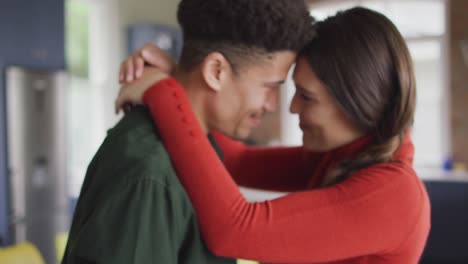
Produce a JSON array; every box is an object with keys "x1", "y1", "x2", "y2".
[{"x1": 177, "y1": 0, "x2": 315, "y2": 72}]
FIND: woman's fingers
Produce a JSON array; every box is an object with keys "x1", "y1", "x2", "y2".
[
  {"x1": 141, "y1": 45, "x2": 175, "y2": 73},
  {"x1": 115, "y1": 89, "x2": 125, "y2": 114},
  {"x1": 118, "y1": 43, "x2": 176, "y2": 84},
  {"x1": 135, "y1": 56, "x2": 145, "y2": 78},
  {"x1": 119, "y1": 61, "x2": 126, "y2": 83},
  {"x1": 125, "y1": 58, "x2": 134, "y2": 82},
  {"x1": 115, "y1": 67, "x2": 169, "y2": 114},
  {"x1": 115, "y1": 87, "x2": 135, "y2": 114}
]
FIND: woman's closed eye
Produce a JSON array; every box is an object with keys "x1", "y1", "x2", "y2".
[{"x1": 300, "y1": 93, "x2": 313, "y2": 101}]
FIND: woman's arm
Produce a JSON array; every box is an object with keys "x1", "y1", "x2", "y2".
[
  {"x1": 211, "y1": 131, "x2": 311, "y2": 192},
  {"x1": 141, "y1": 78, "x2": 426, "y2": 263}
]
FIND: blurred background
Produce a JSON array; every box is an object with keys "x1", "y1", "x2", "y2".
[{"x1": 0, "y1": 0, "x2": 467, "y2": 263}]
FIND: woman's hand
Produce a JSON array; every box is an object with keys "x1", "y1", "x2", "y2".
[
  {"x1": 115, "y1": 67, "x2": 169, "y2": 114},
  {"x1": 119, "y1": 43, "x2": 176, "y2": 83}
]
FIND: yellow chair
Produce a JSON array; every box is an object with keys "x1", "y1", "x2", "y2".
[
  {"x1": 55, "y1": 232, "x2": 68, "y2": 263},
  {"x1": 0, "y1": 242, "x2": 45, "y2": 264}
]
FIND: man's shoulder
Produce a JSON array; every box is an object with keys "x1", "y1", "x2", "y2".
[
  {"x1": 106, "y1": 106, "x2": 166, "y2": 157},
  {"x1": 93, "y1": 106, "x2": 182, "y2": 187},
  {"x1": 108, "y1": 105, "x2": 161, "y2": 143}
]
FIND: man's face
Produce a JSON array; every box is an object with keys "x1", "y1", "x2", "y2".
[{"x1": 209, "y1": 51, "x2": 296, "y2": 139}]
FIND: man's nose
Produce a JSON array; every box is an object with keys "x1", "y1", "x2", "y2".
[{"x1": 264, "y1": 89, "x2": 279, "y2": 112}]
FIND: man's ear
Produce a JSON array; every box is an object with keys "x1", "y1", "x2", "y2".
[{"x1": 201, "y1": 52, "x2": 233, "y2": 92}]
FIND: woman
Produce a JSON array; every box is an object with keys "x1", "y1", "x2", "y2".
[{"x1": 116, "y1": 7, "x2": 430, "y2": 264}]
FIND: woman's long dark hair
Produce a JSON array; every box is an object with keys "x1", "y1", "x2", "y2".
[{"x1": 302, "y1": 7, "x2": 417, "y2": 185}]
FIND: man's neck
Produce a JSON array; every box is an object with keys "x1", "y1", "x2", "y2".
[{"x1": 173, "y1": 68, "x2": 209, "y2": 134}]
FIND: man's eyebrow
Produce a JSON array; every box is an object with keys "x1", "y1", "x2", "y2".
[{"x1": 265, "y1": 80, "x2": 286, "y2": 86}]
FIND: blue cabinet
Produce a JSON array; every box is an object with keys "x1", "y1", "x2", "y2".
[
  {"x1": 128, "y1": 24, "x2": 183, "y2": 62},
  {"x1": 0, "y1": 0, "x2": 65, "y2": 69}
]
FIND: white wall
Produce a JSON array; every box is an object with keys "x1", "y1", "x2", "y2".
[
  {"x1": 69, "y1": 0, "x2": 182, "y2": 197},
  {"x1": 89, "y1": 0, "x2": 180, "y2": 131},
  {"x1": 119, "y1": 0, "x2": 180, "y2": 27}
]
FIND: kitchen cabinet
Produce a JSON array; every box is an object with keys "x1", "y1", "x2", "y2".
[{"x1": 0, "y1": 0, "x2": 65, "y2": 69}]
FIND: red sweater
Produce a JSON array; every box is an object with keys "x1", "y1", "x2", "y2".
[{"x1": 143, "y1": 78, "x2": 431, "y2": 264}]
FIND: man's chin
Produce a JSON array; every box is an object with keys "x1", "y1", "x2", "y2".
[
  {"x1": 230, "y1": 129, "x2": 251, "y2": 141},
  {"x1": 214, "y1": 127, "x2": 251, "y2": 140}
]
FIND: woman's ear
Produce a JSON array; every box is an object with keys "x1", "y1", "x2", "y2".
[{"x1": 201, "y1": 52, "x2": 233, "y2": 92}]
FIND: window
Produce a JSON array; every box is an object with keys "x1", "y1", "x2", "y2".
[
  {"x1": 66, "y1": 0, "x2": 92, "y2": 198},
  {"x1": 66, "y1": 0, "x2": 124, "y2": 197}
]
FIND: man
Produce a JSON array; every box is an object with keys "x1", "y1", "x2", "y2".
[{"x1": 62, "y1": 0, "x2": 314, "y2": 263}]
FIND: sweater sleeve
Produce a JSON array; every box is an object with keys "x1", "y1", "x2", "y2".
[
  {"x1": 143, "y1": 78, "x2": 425, "y2": 263},
  {"x1": 211, "y1": 131, "x2": 311, "y2": 192}
]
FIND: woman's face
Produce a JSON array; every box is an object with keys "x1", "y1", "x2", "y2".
[{"x1": 291, "y1": 57, "x2": 365, "y2": 152}]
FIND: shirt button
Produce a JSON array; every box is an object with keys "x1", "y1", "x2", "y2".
[
  {"x1": 190, "y1": 129, "x2": 200, "y2": 138},
  {"x1": 173, "y1": 91, "x2": 183, "y2": 98},
  {"x1": 182, "y1": 116, "x2": 191, "y2": 124},
  {"x1": 178, "y1": 103, "x2": 188, "y2": 112}
]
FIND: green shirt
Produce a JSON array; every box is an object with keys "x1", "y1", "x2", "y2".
[{"x1": 62, "y1": 106, "x2": 235, "y2": 264}]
